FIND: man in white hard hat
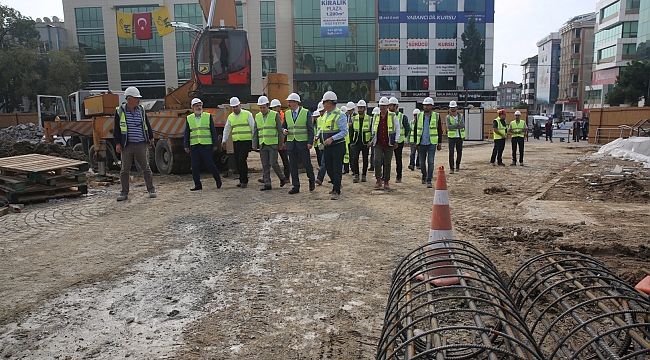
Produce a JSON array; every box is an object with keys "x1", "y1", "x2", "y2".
[
  {"x1": 369, "y1": 96, "x2": 400, "y2": 190},
  {"x1": 411, "y1": 97, "x2": 442, "y2": 188},
  {"x1": 350, "y1": 99, "x2": 370, "y2": 183},
  {"x1": 490, "y1": 109, "x2": 508, "y2": 166},
  {"x1": 446, "y1": 101, "x2": 465, "y2": 174},
  {"x1": 408, "y1": 108, "x2": 421, "y2": 171},
  {"x1": 343, "y1": 102, "x2": 355, "y2": 174},
  {"x1": 183, "y1": 98, "x2": 222, "y2": 191},
  {"x1": 114, "y1": 86, "x2": 156, "y2": 201},
  {"x1": 315, "y1": 91, "x2": 348, "y2": 200},
  {"x1": 388, "y1": 97, "x2": 409, "y2": 183},
  {"x1": 222, "y1": 97, "x2": 255, "y2": 188},
  {"x1": 252, "y1": 96, "x2": 289, "y2": 190},
  {"x1": 282, "y1": 92, "x2": 315, "y2": 194},
  {"x1": 508, "y1": 110, "x2": 526, "y2": 166},
  {"x1": 269, "y1": 99, "x2": 290, "y2": 181}
]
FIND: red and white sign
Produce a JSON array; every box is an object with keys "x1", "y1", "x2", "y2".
[
  {"x1": 406, "y1": 65, "x2": 428, "y2": 76},
  {"x1": 134, "y1": 13, "x2": 152, "y2": 40},
  {"x1": 378, "y1": 38, "x2": 400, "y2": 50},
  {"x1": 433, "y1": 39, "x2": 457, "y2": 49},
  {"x1": 591, "y1": 68, "x2": 619, "y2": 86},
  {"x1": 407, "y1": 39, "x2": 428, "y2": 49},
  {"x1": 434, "y1": 64, "x2": 456, "y2": 76},
  {"x1": 379, "y1": 65, "x2": 399, "y2": 76}
]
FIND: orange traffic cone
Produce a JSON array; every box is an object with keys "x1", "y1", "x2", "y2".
[{"x1": 416, "y1": 166, "x2": 460, "y2": 286}]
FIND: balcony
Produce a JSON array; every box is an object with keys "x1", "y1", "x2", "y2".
[
  {"x1": 571, "y1": 38, "x2": 581, "y2": 44},
  {"x1": 571, "y1": 53, "x2": 581, "y2": 59}
]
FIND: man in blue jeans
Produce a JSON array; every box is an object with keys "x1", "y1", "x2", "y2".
[{"x1": 411, "y1": 97, "x2": 442, "y2": 188}]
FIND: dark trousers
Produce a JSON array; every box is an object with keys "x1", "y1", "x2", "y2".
[
  {"x1": 511, "y1": 137, "x2": 524, "y2": 163},
  {"x1": 287, "y1": 141, "x2": 314, "y2": 190},
  {"x1": 393, "y1": 142, "x2": 404, "y2": 178},
  {"x1": 190, "y1": 144, "x2": 221, "y2": 187},
  {"x1": 351, "y1": 142, "x2": 369, "y2": 176},
  {"x1": 324, "y1": 141, "x2": 346, "y2": 194},
  {"x1": 409, "y1": 143, "x2": 419, "y2": 167},
  {"x1": 448, "y1": 138, "x2": 463, "y2": 170},
  {"x1": 545, "y1": 131, "x2": 552, "y2": 141},
  {"x1": 315, "y1": 147, "x2": 323, "y2": 167},
  {"x1": 490, "y1": 139, "x2": 506, "y2": 164},
  {"x1": 233, "y1": 140, "x2": 251, "y2": 184},
  {"x1": 279, "y1": 148, "x2": 290, "y2": 180}
]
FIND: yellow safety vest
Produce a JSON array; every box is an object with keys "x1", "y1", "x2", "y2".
[
  {"x1": 321, "y1": 108, "x2": 344, "y2": 144},
  {"x1": 411, "y1": 112, "x2": 439, "y2": 145},
  {"x1": 187, "y1": 112, "x2": 213, "y2": 145},
  {"x1": 493, "y1": 118, "x2": 507, "y2": 140},
  {"x1": 372, "y1": 112, "x2": 396, "y2": 144},
  {"x1": 116, "y1": 105, "x2": 149, "y2": 143},
  {"x1": 352, "y1": 114, "x2": 371, "y2": 144},
  {"x1": 446, "y1": 114, "x2": 465, "y2": 139},
  {"x1": 284, "y1": 107, "x2": 309, "y2": 142},
  {"x1": 509, "y1": 119, "x2": 526, "y2": 138},
  {"x1": 396, "y1": 112, "x2": 406, "y2": 143},
  {"x1": 255, "y1": 110, "x2": 279, "y2": 145},
  {"x1": 228, "y1": 109, "x2": 253, "y2": 141}
]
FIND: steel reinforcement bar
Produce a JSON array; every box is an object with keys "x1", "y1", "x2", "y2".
[
  {"x1": 376, "y1": 239, "x2": 543, "y2": 360},
  {"x1": 508, "y1": 250, "x2": 650, "y2": 360}
]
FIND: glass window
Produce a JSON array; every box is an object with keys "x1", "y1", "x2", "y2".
[
  {"x1": 626, "y1": 0, "x2": 640, "y2": 10},
  {"x1": 260, "y1": 1, "x2": 275, "y2": 22},
  {"x1": 407, "y1": 76, "x2": 428, "y2": 90},
  {"x1": 88, "y1": 62, "x2": 108, "y2": 83},
  {"x1": 75, "y1": 7, "x2": 103, "y2": 29},
  {"x1": 623, "y1": 43, "x2": 637, "y2": 55},
  {"x1": 572, "y1": 74, "x2": 579, "y2": 83},
  {"x1": 407, "y1": 0, "x2": 429, "y2": 12},
  {"x1": 572, "y1": 59, "x2": 579, "y2": 67},
  {"x1": 236, "y1": 2, "x2": 243, "y2": 29},
  {"x1": 262, "y1": 55, "x2": 277, "y2": 77},
  {"x1": 623, "y1": 21, "x2": 638, "y2": 37},
  {"x1": 436, "y1": 49, "x2": 457, "y2": 64},
  {"x1": 77, "y1": 34, "x2": 105, "y2": 55},
  {"x1": 601, "y1": 1, "x2": 620, "y2": 19},
  {"x1": 468, "y1": 76, "x2": 484, "y2": 90},
  {"x1": 296, "y1": 80, "x2": 372, "y2": 101},
  {"x1": 120, "y1": 59, "x2": 165, "y2": 81},
  {"x1": 379, "y1": 23, "x2": 400, "y2": 38},
  {"x1": 574, "y1": 44, "x2": 580, "y2": 53},
  {"x1": 575, "y1": 28, "x2": 581, "y2": 38},
  {"x1": 464, "y1": 0, "x2": 486, "y2": 12},
  {"x1": 407, "y1": 49, "x2": 428, "y2": 64},
  {"x1": 407, "y1": 23, "x2": 429, "y2": 38},
  {"x1": 378, "y1": 0, "x2": 399, "y2": 12},
  {"x1": 436, "y1": 76, "x2": 456, "y2": 90},
  {"x1": 261, "y1": 28, "x2": 276, "y2": 49},
  {"x1": 379, "y1": 76, "x2": 400, "y2": 91},
  {"x1": 436, "y1": 23, "x2": 457, "y2": 39},
  {"x1": 475, "y1": 23, "x2": 486, "y2": 38},
  {"x1": 436, "y1": 0, "x2": 458, "y2": 12},
  {"x1": 598, "y1": 45, "x2": 616, "y2": 60},
  {"x1": 379, "y1": 50, "x2": 399, "y2": 65}
]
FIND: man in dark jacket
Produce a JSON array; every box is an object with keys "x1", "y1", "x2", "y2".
[
  {"x1": 545, "y1": 119, "x2": 553, "y2": 143},
  {"x1": 113, "y1": 86, "x2": 156, "y2": 201},
  {"x1": 183, "y1": 98, "x2": 222, "y2": 191}
]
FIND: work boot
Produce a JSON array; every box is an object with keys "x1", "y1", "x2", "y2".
[
  {"x1": 427, "y1": 182, "x2": 433, "y2": 188},
  {"x1": 450, "y1": 168, "x2": 455, "y2": 174},
  {"x1": 353, "y1": 174, "x2": 359, "y2": 183},
  {"x1": 117, "y1": 193, "x2": 128, "y2": 201},
  {"x1": 260, "y1": 185, "x2": 272, "y2": 191},
  {"x1": 190, "y1": 186, "x2": 202, "y2": 191},
  {"x1": 148, "y1": 190, "x2": 156, "y2": 198},
  {"x1": 383, "y1": 180, "x2": 391, "y2": 190},
  {"x1": 456, "y1": 164, "x2": 460, "y2": 171},
  {"x1": 396, "y1": 176, "x2": 402, "y2": 183},
  {"x1": 519, "y1": 162, "x2": 524, "y2": 166},
  {"x1": 361, "y1": 175, "x2": 367, "y2": 182},
  {"x1": 374, "y1": 178, "x2": 382, "y2": 189},
  {"x1": 408, "y1": 165, "x2": 414, "y2": 171},
  {"x1": 309, "y1": 179, "x2": 315, "y2": 191},
  {"x1": 315, "y1": 179, "x2": 322, "y2": 186},
  {"x1": 510, "y1": 161, "x2": 516, "y2": 166},
  {"x1": 330, "y1": 192, "x2": 340, "y2": 200},
  {"x1": 280, "y1": 178, "x2": 288, "y2": 187}
]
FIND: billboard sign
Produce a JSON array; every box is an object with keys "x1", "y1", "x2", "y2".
[{"x1": 321, "y1": 0, "x2": 348, "y2": 37}]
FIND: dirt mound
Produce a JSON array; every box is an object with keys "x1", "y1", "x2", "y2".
[
  {"x1": 558, "y1": 243, "x2": 650, "y2": 260},
  {"x1": 0, "y1": 140, "x2": 87, "y2": 161},
  {"x1": 484, "y1": 186, "x2": 508, "y2": 195}
]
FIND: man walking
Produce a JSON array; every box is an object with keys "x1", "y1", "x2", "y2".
[
  {"x1": 343, "y1": 102, "x2": 355, "y2": 175},
  {"x1": 222, "y1": 97, "x2": 254, "y2": 188},
  {"x1": 350, "y1": 100, "x2": 371, "y2": 183},
  {"x1": 408, "y1": 108, "x2": 420, "y2": 171},
  {"x1": 388, "y1": 97, "x2": 409, "y2": 183},
  {"x1": 369, "y1": 97, "x2": 400, "y2": 190},
  {"x1": 490, "y1": 109, "x2": 508, "y2": 166},
  {"x1": 545, "y1": 118, "x2": 553, "y2": 142},
  {"x1": 509, "y1": 110, "x2": 526, "y2": 166},
  {"x1": 114, "y1": 86, "x2": 156, "y2": 201},
  {"x1": 573, "y1": 119, "x2": 581, "y2": 142},
  {"x1": 282, "y1": 93, "x2": 315, "y2": 194},
  {"x1": 446, "y1": 101, "x2": 464, "y2": 174},
  {"x1": 270, "y1": 99, "x2": 290, "y2": 180},
  {"x1": 315, "y1": 91, "x2": 348, "y2": 200},
  {"x1": 183, "y1": 98, "x2": 222, "y2": 191},
  {"x1": 412, "y1": 97, "x2": 442, "y2": 188},
  {"x1": 252, "y1": 96, "x2": 288, "y2": 191}
]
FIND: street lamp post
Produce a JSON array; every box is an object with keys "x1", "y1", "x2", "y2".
[{"x1": 500, "y1": 63, "x2": 507, "y2": 108}]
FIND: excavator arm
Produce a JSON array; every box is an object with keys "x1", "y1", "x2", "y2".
[{"x1": 198, "y1": 0, "x2": 238, "y2": 28}]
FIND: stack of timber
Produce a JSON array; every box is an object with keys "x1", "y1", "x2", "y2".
[{"x1": 0, "y1": 154, "x2": 89, "y2": 204}]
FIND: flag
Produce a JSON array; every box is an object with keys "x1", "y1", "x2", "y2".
[
  {"x1": 134, "y1": 13, "x2": 152, "y2": 40},
  {"x1": 152, "y1": 6, "x2": 174, "y2": 37},
  {"x1": 116, "y1": 11, "x2": 133, "y2": 39}
]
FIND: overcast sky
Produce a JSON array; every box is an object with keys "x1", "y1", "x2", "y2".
[{"x1": 3, "y1": 0, "x2": 598, "y2": 87}]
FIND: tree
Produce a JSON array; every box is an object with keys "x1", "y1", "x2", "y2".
[
  {"x1": 0, "y1": 5, "x2": 39, "y2": 48},
  {"x1": 459, "y1": 16, "x2": 485, "y2": 107},
  {"x1": 605, "y1": 60, "x2": 650, "y2": 105},
  {"x1": 513, "y1": 101, "x2": 530, "y2": 110}
]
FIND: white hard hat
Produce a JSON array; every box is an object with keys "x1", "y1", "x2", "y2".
[
  {"x1": 388, "y1": 97, "x2": 399, "y2": 105},
  {"x1": 514, "y1": 110, "x2": 522, "y2": 115},
  {"x1": 312, "y1": 110, "x2": 320, "y2": 117},
  {"x1": 270, "y1": 99, "x2": 281, "y2": 108},
  {"x1": 357, "y1": 100, "x2": 367, "y2": 108},
  {"x1": 372, "y1": 107, "x2": 380, "y2": 115},
  {"x1": 378, "y1": 97, "x2": 389, "y2": 106},
  {"x1": 341, "y1": 106, "x2": 348, "y2": 112},
  {"x1": 423, "y1": 97, "x2": 434, "y2": 105},
  {"x1": 322, "y1": 91, "x2": 337, "y2": 102},
  {"x1": 413, "y1": 108, "x2": 421, "y2": 115},
  {"x1": 346, "y1": 101, "x2": 355, "y2": 110},
  {"x1": 230, "y1": 97, "x2": 241, "y2": 107},
  {"x1": 257, "y1": 96, "x2": 270, "y2": 106},
  {"x1": 191, "y1": 98, "x2": 203, "y2": 106},
  {"x1": 286, "y1": 93, "x2": 301, "y2": 102},
  {"x1": 124, "y1": 86, "x2": 142, "y2": 98},
  {"x1": 317, "y1": 101, "x2": 324, "y2": 111},
  {"x1": 449, "y1": 101, "x2": 458, "y2": 108}
]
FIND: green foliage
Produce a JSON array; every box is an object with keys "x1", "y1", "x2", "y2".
[
  {"x1": 0, "y1": 5, "x2": 39, "y2": 47},
  {"x1": 459, "y1": 16, "x2": 485, "y2": 85},
  {"x1": 605, "y1": 60, "x2": 650, "y2": 105},
  {"x1": 513, "y1": 101, "x2": 530, "y2": 110}
]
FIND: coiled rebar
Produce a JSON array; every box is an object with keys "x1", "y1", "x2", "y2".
[
  {"x1": 508, "y1": 250, "x2": 650, "y2": 360},
  {"x1": 376, "y1": 239, "x2": 543, "y2": 360}
]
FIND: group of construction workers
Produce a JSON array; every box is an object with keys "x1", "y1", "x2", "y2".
[{"x1": 490, "y1": 109, "x2": 527, "y2": 166}]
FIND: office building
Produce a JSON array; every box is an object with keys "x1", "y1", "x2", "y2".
[
  {"x1": 495, "y1": 81, "x2": 521, "y2": 109},
  {"x1": 536, "y1": 32, "x2": 561, "y2": 116},
  {"x1": 520, "y1": 55, "x2": 537, "y2": 111}
]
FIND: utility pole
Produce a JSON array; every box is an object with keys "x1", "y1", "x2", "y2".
[{"x1": 500, "y1": 63, "x2": 507, "y2": 108}]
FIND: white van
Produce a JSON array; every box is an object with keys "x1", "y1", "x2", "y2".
[{"x1": 528, "y1": 115, "x2": 551, "y2": 134}]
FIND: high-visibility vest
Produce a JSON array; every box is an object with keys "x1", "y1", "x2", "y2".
[
  {"x1": 321, "y1": 108, "x2": 344, "y2": 144},
  {"x1": 411, "y1": 112, "x2": 439, "y2": 145},
  {"x1": 372, "y1": 111, "x2": 396, "y2": 137},
  {"x1": 187, "y1": 112, "x2": 213, "y2": 145},
  {"x1": 116, "y1": 105, "x2": 149, "y2": 143},
  {"x1": 396, "y1": 112, "x2": 406, "y2": 143},
  {"x1": 228, "y1": 110, "x2": 253, "y2": 141},
  {"x1": 352, "y1": 114, "x2": 371, "y2": 144},
  {"x1": 446, "y1": 114, "x2": 465, "y2": 139},
  {"x1": 313, "y1": 114, "x2": 322, "y2": 147},
  {"x1": 509, "y1": 119, "x2": 526, "y2": 138},
  {"x1": 493, "y1": 118, "x2": 507, "y2": 140},
  {"x1": 255, "y1": 110, "x2": 279, "y2": 145},
  {"x1": 284, "y1": 107, "x2": 309, "y2": 142}
]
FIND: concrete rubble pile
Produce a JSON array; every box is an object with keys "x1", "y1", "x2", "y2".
[{"x1": 0, "y1": 123, "x2": 45, "y2": 143}]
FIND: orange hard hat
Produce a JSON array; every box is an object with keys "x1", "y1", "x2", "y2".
[{"x1": 497, "y1": 109, "x2": 507, "y2": 115}]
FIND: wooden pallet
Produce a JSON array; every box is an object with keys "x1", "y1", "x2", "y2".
[
  {"x1": 0, "y1": 186, "x2": 87, "y2": 204},
  {"x1": 0, "y1": 154, "x2": 88, "y2": 177}
]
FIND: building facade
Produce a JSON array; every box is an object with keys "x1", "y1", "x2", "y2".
[
  {"x1": 536, "y1": 32, "x2": 561, "y2": 116},
  {"x1": 636, "y1": 0, "x2": 650, "y2": 61},
  {"x1": 495, "y1": 81, "x2": 521, "y2": 109},
  {"x1": 376, "y1": 0, "x2": 495, "y2": 106},
  {"x1": 557, "y1": 13, "x2": 595, "y2": 118},
  {"x1": 588, "y1": 0, "x2": 639, "y2": 108},
  {"x1": 35, "y1": 18, "x2": 68, "y2": 52},
  {"x1": 520, "y1": 55, "x2": 537, "y2": 111}
]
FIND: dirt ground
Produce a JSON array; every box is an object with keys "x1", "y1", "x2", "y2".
[{"x1": 0, "y1": 138, "x2": 649, "y2": 359}]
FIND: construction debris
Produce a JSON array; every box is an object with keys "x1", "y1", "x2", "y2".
[
  {"x1": 0, "y1": 123, "x2": 44, "y2": 142},
  {"x1": 483, "y1": 185, "x2": 508, "y2": 194},
  {"x1": 0, "y1": 140, "x2": 87, "y2": 161}
]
